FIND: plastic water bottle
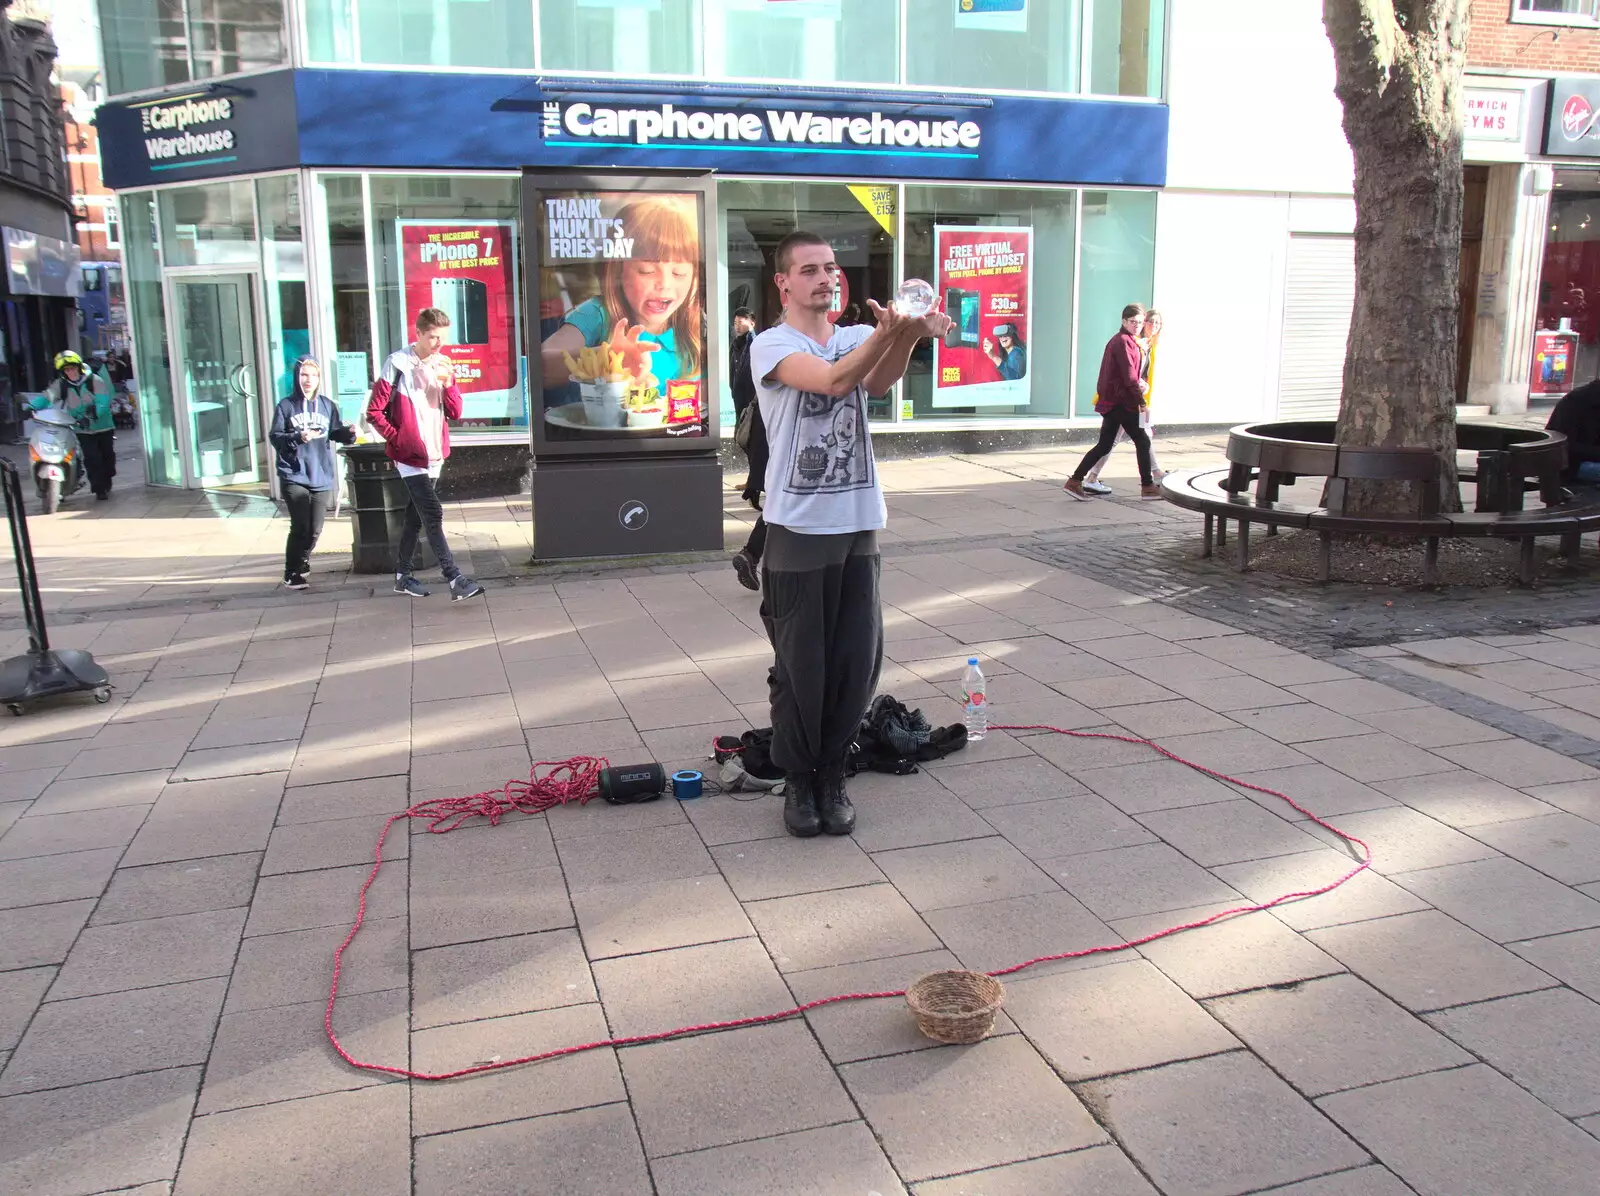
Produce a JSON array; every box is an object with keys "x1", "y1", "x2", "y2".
[
  {"x1": 962, "y1": 657, "x2": 988, "y2": 741},
  {"x1": 893, "y1": 278, "x2": 936, "y2": 318}
]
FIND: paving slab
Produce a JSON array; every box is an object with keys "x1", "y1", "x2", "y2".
[
  {"x1": 51, "y1": 907, "x2": 246, "y2": 999},
  {"x1": 410, "y1": 1002, "x2": 623, "y2": 1135},
  {"x1": 1206, "y1": 972, "x2": 1472, "y2": 1097},
  {"x1": 1375, "y1": 770, "x2": 1557, "y2": 828},
  {"x1": 224, "y1": 916, "x2": 407, "y2": 1014},
  {"x1": 1469, "y1": 811, "x2": 1600, "y2": 885},
  {"x1": 1045, "y1": 840, "x2": 1243, "y2": 920},
  {"x1": 1006, "y1": 957, "x2": 1238, "y2": 1080},
  {"x1": 981, "y1": 792, "x2": 1159, "y2": 861},
  {"x1": 0, "y1": 804, "x2": 150, "y2": 861},
  {"x1": 1391, "y1": 856, "x2": 1600, "y2": 942},
  {"x1": 198, "y1": 989, "x2": 406, "y2": 1113},
  {"x1": 0, "y1": 977, "x2": 226, "y2": 1094},
  {"x1": 1254, "y1": 1169, "x2": 1416, "y2": 1196},
  {"x1": 747, "y1": 882, "x2": 941, "y2": 973},
  {"x1": 91, "y1": 853, "x2": 262, "y2": 926},
  {"x1": 0, "y1": 1067, "x2": 198, "y2": 1196},
  {"x1": 0, "y1": 846, "x2": 122, "y2": 910},
  {"x1": 1079, "y1": 1051, "x2": 1369, "y2": 1196},
  {"x1": 927, "y1": 754, "x2": 1089, "y2": 809},
  {"x1": 1115, "y1": 903, "x2": 1345, "y2": 999},
  {"x1": 1426, "y1": 987, "x2": 1600, "y2": 1117},
  {"x1": 1318, "y1": 1064, "x2": 1600, "y2": 1196},
  {"x1": 1211, "y1": 850, "x2": 1431, "y2": 932},
  {"x1": 1136, "y1": 798, "x2": 1325, "y2": 866},
  {"x1": 909, "y1": 1145, "x2": 1158, "y2": 1196},
  {"x1": 573, "y1": 872, "x2": 753, "y2": 959},
  {"x1": 0, "y1": 967, "x2": 53, "y2": 1052},
  {"x1": 412, "y1": 1103, "x2": 652, "y2": 1196},
  {"x1": 0, "y1": 898, "x2": 94, "y2": 970},
  {"x1": 870, "y1": 835, "x2": 1060, "y2": 911},
  {"x1": 621, "y1": 1021, "x2": 854, "y2": 1158},
  {"x1": 1307, "y1": 910, "x2": 1558, "y2": 1012},
  {"x1": 841, "y1": 1034, "x2": 1105, "y2": 1183},
  {"x1": 121, "y1": 772, "x2": 285, "y2": 866},
  {"x1": 654, "y1": 1121, "x2": 908, "y2": 1196},
  {"x1": 175, "y1": 1084, "x2": 411, "y2": 1196},
  {"x1": 592, "y1": 936, "x2": 793, "y2": 1039},
  {"x1": 710, "y1": 834, "x2": 886, "y2": 902},
  {"x1": 1507, "y1": 926, "x2": 1600, "y2": 1000},
  {"x1": 1300, "y1": 806, "x2": 1500, "y2": 875},
  {"x1": 411, "y1": 927, "x2": 595, "y2": 1029}
]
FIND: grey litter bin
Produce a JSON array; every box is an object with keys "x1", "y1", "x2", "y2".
[{"x1": 342, "y1": 443, "x2": 435, "y2": 575}]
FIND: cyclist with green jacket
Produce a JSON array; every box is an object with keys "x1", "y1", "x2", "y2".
[{"x1": 32, "y1": 351, "x2": 116, "y2": 499}]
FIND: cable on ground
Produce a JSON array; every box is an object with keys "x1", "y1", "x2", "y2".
[{"x1": 325, "y1": 724, "x2": 1372, "y2": 1082}]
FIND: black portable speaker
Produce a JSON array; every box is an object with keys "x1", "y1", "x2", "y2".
[{"x1": 598, "y1": 762, "x2": 666, "y2": 804}]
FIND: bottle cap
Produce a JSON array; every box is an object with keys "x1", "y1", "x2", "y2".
[{"x1": 968, "y1": 657, "x2": 979, "y2": 665}]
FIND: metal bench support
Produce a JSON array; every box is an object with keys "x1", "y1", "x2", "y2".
[
  {"x1": 1202, "y1": 512, "x2": 1214, "y2": 558},
  {"x1": 1424, "y1": 537, "x2": 1440, "y2": 588}
]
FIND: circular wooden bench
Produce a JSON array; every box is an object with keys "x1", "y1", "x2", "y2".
[{"x1": 1161, "y1": 421, "x2": 1600, "y2": 585}]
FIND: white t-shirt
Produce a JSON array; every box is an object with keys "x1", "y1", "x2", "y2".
[
  {"x1": 383, "y1": 347, "x2": 446, "y2": 479},
  {"x1": 751, "y1": 323, "x2": 886, "y2": 535}
]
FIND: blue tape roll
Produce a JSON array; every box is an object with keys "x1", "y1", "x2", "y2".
[{"x1": 671, "y1": 770, "x2": 704, "y2": 800}]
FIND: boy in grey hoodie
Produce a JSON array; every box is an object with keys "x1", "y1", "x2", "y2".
[{"x1": 269, "y1": 356, "x2": 356, "y2": 589}]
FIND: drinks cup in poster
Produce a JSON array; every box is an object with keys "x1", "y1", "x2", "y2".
[
  {"x1": 538, "y1": 190, "x2": 708, "y2": 443},
  {"x1": 397, "y1": 220, "x2": 523, "y2": 424},
  {"x1": 932, "y1": 225, "x2": 1032, "y2": 408},
  {"x1": 958, "y1": 0, "x2": 1026, "y2": 33}
]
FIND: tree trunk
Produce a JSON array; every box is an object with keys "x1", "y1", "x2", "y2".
[{"x1": 1324, "y1": 0, "x2": 1469, "y2": 515}]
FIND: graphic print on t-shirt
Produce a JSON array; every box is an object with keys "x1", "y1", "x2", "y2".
[{"x1": 785, "y1": 390, "x2": 874, "y2": 495}]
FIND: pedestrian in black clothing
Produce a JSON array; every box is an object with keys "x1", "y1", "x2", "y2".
[
  {"x1": 1547, "y1": 378, "x2": 1600, "y2": 485},
  {"x1": 731, "y1": 309, "x2": 777, "y2": 591},
  {"x1": 730, "y1": 307, "x2": 756, "y2": 420},
  {"x1": 269, "y1": 356, "x2": 356, "y2": 589}
]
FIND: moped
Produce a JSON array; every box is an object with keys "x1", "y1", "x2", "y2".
[{"x1": 27, "y1": 406, "x2": 85, "y2": 514}]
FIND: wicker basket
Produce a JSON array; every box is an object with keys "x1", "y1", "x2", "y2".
[{"x1": 906, "y1": 970, "x2": 1005, "y2": 1044}]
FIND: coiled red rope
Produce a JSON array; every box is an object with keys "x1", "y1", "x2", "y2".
[{"x1": 325, "y1": 725, "x2": 1372, "y2": 1081}]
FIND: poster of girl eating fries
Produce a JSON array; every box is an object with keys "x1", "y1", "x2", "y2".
[{"x1": 538, "y1": 189, "x2": 709, "y2": 443}]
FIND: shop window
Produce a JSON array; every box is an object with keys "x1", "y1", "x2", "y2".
[
  {"x1": 258, "y1": 176, "x2": 309, "y2": 402},
  {"x1": 903, "y1": 185, "x2": 1075, "y2": 420},
  {"x1": 157, "y1": 180, "x2": 258, "y2": 268},
  {"x1": 906, "y1": 0, "x2": 1080, "y2": 95},
  {"x1": 120, "y1": 192, "x2": 183, "y2": 487},
  {"x1": 360, "y1": 175, "x2": 528, "y2": 431},
  {"x1": 539, "y1": 0, "x2": 697, "y2": 76},
  {"x1": 718, "y1": 179, "x2": 897, "y2": 423},
  {"x1": 318, "y1": 175, "x2": 376, "y2": 408},
  {"x1": 1085, "y1": 0, "x2": 1164, "y2": 98},
  {"x1": 1514, "y1": 1, "x2": 1600, "y2": 26},
  {"x1": 1074, "y1": 188, "x2": 1156, "y2": 417},
  {"x1": 101, "y1": 0, "x2": 286, "y2": 96},
  {"x1": 702, "y1": 0, "x2": 896, "y2": 85},
  {"x1": 1537, "y1": 181, "x2": 1600, "y2": 388},
  {"x1": 306, "y1": 0, "x2": 534, "y2": 69}
]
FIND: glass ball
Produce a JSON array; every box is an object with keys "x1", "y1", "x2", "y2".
[{"x1": 893, "y1": 278, "x2": 936, "y2": 318}]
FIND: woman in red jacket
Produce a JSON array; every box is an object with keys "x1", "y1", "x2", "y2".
[{"x1": 1063, "y1": 304, "x2": 1161, "y2": 501}]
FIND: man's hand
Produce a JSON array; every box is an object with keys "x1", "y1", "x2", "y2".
[
  {"x1": 916, "y1": 308, "x2": 954, "y2": 341},
  {"x1": 300, "y1": 428, "x2": 314, "y2": 443},
  {"x1": 864, "y1": 300, "x2": 914, "y2": 339}
]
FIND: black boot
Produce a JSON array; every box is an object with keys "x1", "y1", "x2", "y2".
[
  {"x1": 783, "y1": 771, "x2": 821, "y2": 837},
  {"x1": 816, "y1": 764, "x2": 856, "y2": 836}
]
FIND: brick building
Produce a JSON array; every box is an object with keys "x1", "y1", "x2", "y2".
[
  {"x1": 0, "y1": 0, "x2": 78, "y2": 433},
  {"x1": 1469, "y1": 0, "x2": 1600, "y2": 74}
]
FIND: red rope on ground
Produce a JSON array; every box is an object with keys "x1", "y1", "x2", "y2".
[{"x1": 325, "y1": 726, "x2": 1372, "y2": 1082}]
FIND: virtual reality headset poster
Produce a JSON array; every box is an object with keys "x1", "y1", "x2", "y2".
[
  {"x1": 933, "y1": 225, "x2": 1032, "y2": 408},
  {"x1": 397, "y1": 219, "x2": 522, "y2": 422},
  {"x1": 534, "y1": 186, "x2": 710, "y2": 448}
]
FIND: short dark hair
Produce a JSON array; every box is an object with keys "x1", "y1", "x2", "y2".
[
  {"x1": 1121, "y1": 303, "x2": 1146, "y2": 321},
  {"x1": 774, "y1": 231, "x2": 830, "y2": 274},
  {"x1": 416, "y1": 307, "x2": 451, "y2": 332},
  {"x1": 733, "y1": 307, "x2": 754, "y2": 320}
]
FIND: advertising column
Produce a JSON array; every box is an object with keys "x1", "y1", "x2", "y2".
[
  {"x1": 932, "y1": 226, "x2": 1032, "y2": 408},
  {"x1": 525, "y1": 170, "x2": 722, "y2": 559}
]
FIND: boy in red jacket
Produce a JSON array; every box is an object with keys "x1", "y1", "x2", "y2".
[
  {"x1": 366, "y1": 307, "x2": 484, "y2": 600},
  {"x1": 1063, "y1": 303, "x2": 1160, "y2": 501}
]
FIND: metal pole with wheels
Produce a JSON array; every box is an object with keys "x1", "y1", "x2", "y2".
[{"x1": 0, "y1": 458, "x2": 110, "y2": 715}]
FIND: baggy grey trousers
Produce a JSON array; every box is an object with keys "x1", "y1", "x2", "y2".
[{"x1": 760, "y1": 525, "x2": 884, "y2": 774}]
